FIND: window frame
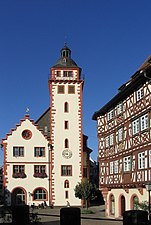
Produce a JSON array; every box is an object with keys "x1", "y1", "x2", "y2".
[
  {"x1": 34, "y1": 165, "x2": 46, "y2": 174},
  {"x1": 123, "y1": 156, "x2": 132, "y2": 172},
  {"x1": 105, "y1": 133, "x2": 114, "y2": 147},
  {"x1": 138, "y1": 152, "x2": 145, "y2": 169},
  {"x1": 13, "y1": 147, "x2": 24, "y2": 157},
  {"x1": 107, "y1": 109, "x2": 114, "y2": 121},
  {"x1": 149, "y1": 150, "x2": 151, "y2": 168},
  {"x1": 132, "y1": 113, "x2": 149, "y2": 135},
  {"x1": 114, "y1": 160, "x2": 118, "y2": 174},
  {"x1": 58, "y1": 85, "x2": 65, "y2": 94},
  {"x1": 64, "y1": 102, "x2": 69, "y2": 113},
  {"x1": 61, "y1": 165, "x2": 72, "y2": 176},
  {"x1": 13, "y1": 165, "x2": 25, "y2": 174},
  {"x1": 110, "y1": 162, "x2": 114, "y2": 174},
  {"x1": 118, "y1": 127, "x2": 123, "y2": 142},
  {"x1": 34, "y1": 147, "x2": 45, "y2": 157},
  {"x1": 136, "y1": 87, "x2": 144, "y2": 101},
  {"x1": 68, "y1": 85, "x2": 75, "y2": 94},
  {"x1": 64, "y1": 121, "x2": 69, "y2": 129},
  {"x1": 117, "y1": 102, "x2": 123, "y2": 115},
  {"x1": 33, "y1": 188, "x2": 46, "y2": 200}
]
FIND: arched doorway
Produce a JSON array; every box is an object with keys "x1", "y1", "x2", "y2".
[
  {"x1": 12, "y1": 188, "x2": 26, "y2": 205},
  {"x1": 120, "y1": 195, "x2": 125, "y2": 216},
  {"x1": 110, "y1": 194, "x2": 115, "y2": 215},
  {"x1": 132, "y1": 195, "x2": 139, "y2": 210}
]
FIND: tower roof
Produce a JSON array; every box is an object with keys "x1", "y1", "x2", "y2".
[{"x1": 53, "y1": 44, "x2": 78, "y2": 68}]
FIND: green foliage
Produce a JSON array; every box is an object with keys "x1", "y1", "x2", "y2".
[
  {"x1": 74, "y1": 178, "x2": 97, "y2": 209},
  {"x1": 138, "y1": 201, "x2": 148, "y2": 211}
]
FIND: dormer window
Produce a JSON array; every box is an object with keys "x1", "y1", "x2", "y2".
[
  {"x1": 63, "y1": 71, "x2": 73, "y2": 77},
  {"x1": 56, "y1": 71, "x2": 61, "y2": 77},
  {"x1": 107, "y1": 109, "x2": 114, "y2": 121},
  {"x1": 136, "y1": 87, "x2": 144, "y2": 101},
  {"x1": 117, "y1": 102, "x2": 123, "y2": 115}
]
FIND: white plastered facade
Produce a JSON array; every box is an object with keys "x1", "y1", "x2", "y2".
[{"x1": 3, "y1": 118, "x2": 49, "y2": 206}]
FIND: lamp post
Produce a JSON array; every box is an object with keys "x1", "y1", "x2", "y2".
[{"x1": 145, "y1": 183, "x2": 151, "y2": 218}]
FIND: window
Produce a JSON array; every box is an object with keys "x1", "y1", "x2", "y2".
[
  {"x1": 13, "y1": 188, "x2": 25, "y2": 205},
  {"x1": 63, "y1": 71, "x2": 73, "y2": 77},
  {"x1": 117, "y1": 102, "x2": 123, "y2": 115},
  {"x1": 132, "y1": 196, "x2": 139, "y2": 210},
  {"x1": 64, "y1": 102, "x2": 69, "y2": 113},
  {"x1": 64, "y1": 121, "x2": 69, "y2": 129},
  {"x1": 65, "y1": 191, "x2": 69, "y2": 199},
  {"x1": 105, "y1": 134, "x2": 114, "y2": 147},
  {"x1": 110, "y1": 162, "x2": 114, "y2": 174},
  {"x1": 138, "y1": 152, "x2": 145, "y2": 169},
  {"x1": 61, "y1": 165, "x2": 72, "y2": 176},
  {"x1": 64, "y1": 180, "x2": 69, "y2": 188},
  {"x1": 132, "y1": 114, "x2": 149, "y2": 135},
  {"x1": 149, "y1": 150, "x2": 151, "y2": 168},
  {"x1": 140, "y1": 114, "x2": 148, "y2": 131},
  {"x1": 34, "y1": 165, "x2": 46, "y2": 174},
  {"x1": 110, "y1": 134, "x2": 114, "y2": 146},
  {"x1": 136, "y1": 87, "x2": 144, "y2": 101},
  {"x1": 123, "y1": 156, "x2": 131, "y2": 172},
  {"x1": 56, "y1": 71, "x2": 61, "y2": 77},
  {"x1": 110, "y1": 195, "x2": 115, "y2": 215},
  {"x1": 105, "y1": 136, "x2": 110, "y2": 148},
  {"x1": 118, "y1": 127, "x2": 123, "y2": 142},
  {"x1": 33, "y1": 188, "x2": 46, "y2": 200},
  {"x1": 65, "y1": 139, "x2": 69, "y2": 148},
  {"x1": 13, "y1": 147, "x2": 24, "y2": 157},
  {"x1": 114, "y1": 160, "x2": 118, "y2": 174},
  {"x1": 58, "y1": 85, "x2": 64, "y2": 94},
  {"x1": 132, "y1": 118, "x2": 140, "y2": 135},
  {"x1": 107, "y1": 109, "x2": 114, "y2": 121},
  {"x1": 13, "y1": 165, "x2": 25, "y2": 174},
  {"x1": 34, "y1": 147, "x2": 45, "y2": 157},
  {"x1": 110, "y1": 161, "x2": 118, "y2": 174},
  {"x1": 68, "y1": 85, "x2": 75, "y2": 94}
]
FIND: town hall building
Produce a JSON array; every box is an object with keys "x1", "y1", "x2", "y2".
[{"x1": 2, "y1": 45, "x2": 92, "y2": 207}]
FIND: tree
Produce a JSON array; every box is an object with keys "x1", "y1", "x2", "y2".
[{"x1": 74, "y1": 178, "x2": 97, "y2": 209}]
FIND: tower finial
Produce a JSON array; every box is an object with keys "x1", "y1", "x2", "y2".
[
  {"x1": 26, "y1": 107, "x2": 30, "y2": 114},
  {"x1": 64, "y1": 35, "x2": 68, "y2": 47}
]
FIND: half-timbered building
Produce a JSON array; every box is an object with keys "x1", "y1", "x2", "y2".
[{"x1": 92, "y1": 56, "x2": 151, "y2": 218}]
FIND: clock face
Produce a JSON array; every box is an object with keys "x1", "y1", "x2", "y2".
[
  {"x1": 22, "y1": 129, "x2": 32, "y2": 140},
  {"x1": 62, "y1": 149, "x2": 72, "y2": 159}
]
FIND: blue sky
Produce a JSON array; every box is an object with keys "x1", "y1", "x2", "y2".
[{"x1": 0, "y1": 0, "x2": 151, "y2": 164}]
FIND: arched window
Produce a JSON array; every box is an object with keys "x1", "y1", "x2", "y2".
[
  {"x1": 64, "y1": 102, "x2": 69, "y2": 113},
  {"x1": 110, "y1": 194, "x2": 115, "y2": 215},
  {"x1": 33, "y1": 188, "x2": 46, "y2": 200},
  {"x1": 12, "y1": 188, "x2": 26, "y2": 205},
  {"x1": 64, "y1": 180, "x2": 69, "y2": 188},
  {"x1": 132, "y1": 195, "x2": 139, "y2": 210},
  {"x1": 65, "y1": 139, "x2": 69, "y2": 148},
  {"x1": 120, "y1": 195, "x2": 125, "y2": 216}
]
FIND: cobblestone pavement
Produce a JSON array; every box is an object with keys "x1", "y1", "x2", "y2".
[{"x1": 34, "y1": 205, "x2": 123, "y2": 225}]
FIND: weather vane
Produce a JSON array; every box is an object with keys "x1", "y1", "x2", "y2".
[
  {"x1": 64, "y1": 35, "x2": 68, "y2": 46},
  {"x1": 26, "y1": 107, "x2": 30, "y2": 114}
]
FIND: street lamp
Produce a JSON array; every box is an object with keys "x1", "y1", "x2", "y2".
[{"x1": 145, "y1": 183, "x2": 151, "y2": 216}]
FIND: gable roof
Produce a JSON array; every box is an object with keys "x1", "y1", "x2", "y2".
[
  {"x1": 2, "y1": 114, "x2": 49, "y2": 143},
  {"x1": 92, "y1": 55, "x2": 151, "y2": 120}
]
